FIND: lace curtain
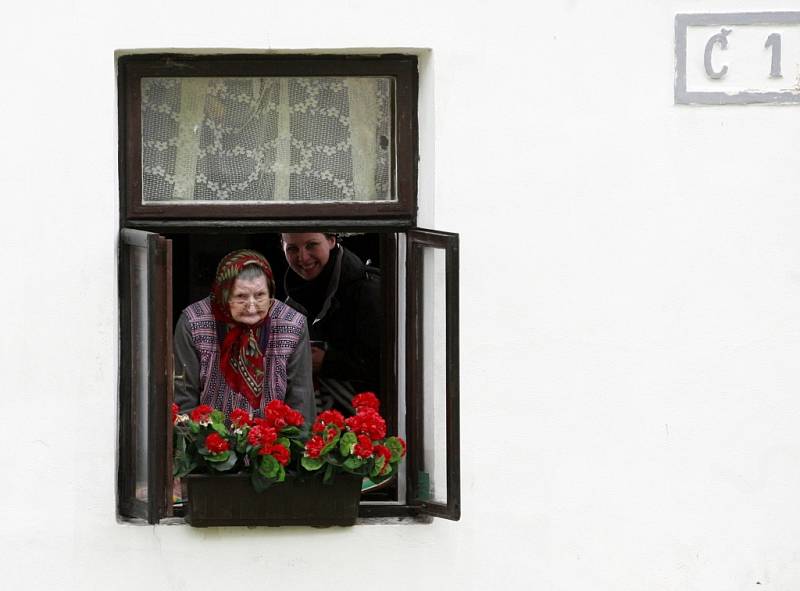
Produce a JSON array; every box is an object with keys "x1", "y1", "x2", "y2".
[{"x1": 141, "y1": 77, "x2": 393, "y2": 203}]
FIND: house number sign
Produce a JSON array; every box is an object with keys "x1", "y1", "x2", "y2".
[{"x1": 675, "y1": 12, "x2": 800, "y2": 104}]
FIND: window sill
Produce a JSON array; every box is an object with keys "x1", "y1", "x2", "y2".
[{"x1": 121, "y1": 514, "x2": 433, "y2": 527}]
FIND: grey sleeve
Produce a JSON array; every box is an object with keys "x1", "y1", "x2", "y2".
[
  {"x1": 173, "y1": 312, "x2": 201, "y2": 413},
  {"x1": 284, "y1": 321, "x2": 316, "y2": 427}
]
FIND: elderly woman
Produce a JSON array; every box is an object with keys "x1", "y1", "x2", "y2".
[{"x1": 173, "y1": 249, "x2": 315, "y2": 425}]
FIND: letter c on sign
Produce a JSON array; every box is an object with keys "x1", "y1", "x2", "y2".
[{"x1": 704, "y1": 28, "x2": 732, "y2": 80}]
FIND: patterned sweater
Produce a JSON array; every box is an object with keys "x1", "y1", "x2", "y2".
[{"x1": 173, "y1": 297, "x2": 315, "y2": 425}]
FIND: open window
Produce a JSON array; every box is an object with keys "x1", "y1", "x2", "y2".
[
  {"x1": 117, "y1": 53, "x2": 460, "y2": 524},
  {"x1": 406, "y1": 229, "x2": 460, "y2": 521},
  {"x1": 118, "y1": 229, "x2": 173, "y2": 523}
]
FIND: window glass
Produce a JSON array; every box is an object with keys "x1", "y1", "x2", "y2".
[
  {"x1": 130, "y1": 246, "x2": 150, "y2": 503},
  {"x1": 141, "y1": 77, "x2": 394, "y2": 204},
  {"x1": 420, "y1": 247, "x2": 449, "y2": 505}
]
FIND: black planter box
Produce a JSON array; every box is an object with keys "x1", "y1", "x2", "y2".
[{"x1": 184, "y1": 472, "x2": 362, "y2": 527}]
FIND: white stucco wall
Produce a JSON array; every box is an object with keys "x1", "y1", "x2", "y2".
[{"x1": 2, "y1": 0, "x2": 800, "y2": 589}]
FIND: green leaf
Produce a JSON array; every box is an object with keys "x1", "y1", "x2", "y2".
[
  {"x1": 275, "y1": 464, "x2": 286, "y2": 483},
  {"x1": 385, "y1": 437, "x2": 405, "y2": 462},
  {"x1": 204, "y1": 450, "x2": 230, "y2": 463},
  {"x1": 367, "y1": 467, "x2": 392, "y2": 486},
  {"x1": 343, "y1": 456, "x2": 363, "y2": 470},
  {"x1": 258, "y1": 454, "x2": 280, "y2": 479},
  {"x1": 206, "y1": 451, "x2": 237, "y2": 472},
  {"x1": 210, "y1": 410, "x2": 226, "y2": 425},
  {"x1": 323, "y1": 462, "x2": 334, "y2": 484},
  {"x1": 370, "y1": 455, "x2": 386, "y2": 478},
  {"x1": 276, "y1": 437, "x2": 290, "y2": 449},
  {"x1": 281, "y1": 426, "x2": 300, "y2": 437},
  {"x1": 339, "y1": 431, "x2": 357, "y2": 456},
  {"x1": 320, "y1": 439, "x2": 338, "y2": 456},
  {"x1": 301, "y1": 456, "x2": 324, "y2": 471},
  {"x1": 212, "y1": 422, "x2": 229, "y2": 437},
  {"x1": 173, "y1": 451, "x2": 198, "y2": 478}
]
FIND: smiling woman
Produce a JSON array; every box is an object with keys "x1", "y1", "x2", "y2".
[
  {"x1": 281, "y1": 232, "x2": 382, "y2": 415},
  {"x1": 172, "y1": 249, "x2": 315, "y2": 426}
]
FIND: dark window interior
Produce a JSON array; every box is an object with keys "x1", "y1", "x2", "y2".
[{"x1": 166, "y1": 230, "x2": 397, "y2": 504}]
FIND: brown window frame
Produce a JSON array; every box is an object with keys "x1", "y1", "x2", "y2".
[
  {"x1": 118, "y1": 229, "x2": 174, "y2": 523},
  {"x1": 117, "y1": 52, "x2": 460, "y2": 525},
  {"x1": 118, "y1": 53, "x2": 418, "y2": 222}
]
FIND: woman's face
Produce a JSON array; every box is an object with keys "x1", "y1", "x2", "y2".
[
  {"x1": 281, "y1": 233, "x2": 336, "y2": 280},
  {"x1": 228, "y1": 275, "x2": 271, "y2": 325}
]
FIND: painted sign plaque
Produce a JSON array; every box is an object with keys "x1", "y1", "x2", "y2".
[{"x1": 675, "y1": 12, "x2": 800, "y2": 104}]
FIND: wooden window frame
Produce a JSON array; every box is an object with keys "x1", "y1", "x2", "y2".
[
  {"x1": 118, "y1": 53, "x2": 418, "y2": 222},
  {"x1": 118, "y1": 229, "x2": 174, "y2": 523},
  {"x1": 117, "y1": 52, "x2": 460, "y2": 525}
]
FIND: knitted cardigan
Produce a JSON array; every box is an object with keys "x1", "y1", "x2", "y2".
[{"x1": 183, "y1": 297, "x2": 307, "y2": 417}]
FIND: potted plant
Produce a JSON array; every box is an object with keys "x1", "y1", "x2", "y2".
[{"x1": 172, "y1": 393, "x2": 405, "y2": 527}]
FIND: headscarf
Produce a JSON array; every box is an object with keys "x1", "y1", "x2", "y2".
[{"x1": 210, "y1": 250, "x2": 275, "y2": 409}]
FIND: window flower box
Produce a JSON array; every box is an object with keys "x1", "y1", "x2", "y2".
[
  {"x1": 173, "y1": 394, "x2": 406, "y2": 527},
  {"x1": 184, "y1": 472, "x2": 362, "y2": 527}
]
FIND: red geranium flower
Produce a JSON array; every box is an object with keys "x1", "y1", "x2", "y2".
[
  {"x1": 258, "y1": 399, "x2": 305, "y2": 430},
  {"x1": 312, "y1": 409, "x2": 345, "y2": 434},
  {"x1": 345, "y1": 408, "x2": 386, "y2": 440},
  {"x1": 322, "y1": 424, "x2": 339, "y2": 444},
  {"x1": 205, "y1": 432, "x2": 229, "y2": 454},
  {"x1": 352, "y1": 391, "x2": 380, "y2": 412},
  {"x1": 247, "y1": 424, "x2": 277, "y2": 449},
  {"x1": 190, "y1": 404, "x2": 214, "y2": 424},
  {"x1": 171, "y1": 403, "x2": 179, "y2": 424},
  {"x1": 265, "y1": 443, "x2": 290, "y2": 466},
  {"x1": 353, "y1": 433, "x2": 374, "y2": 459},
  {"x1": 305, "y1": 435, "x2": 325, "y2": 458},
  {"x1": 285, "y1": 408, "x2": 304, "y2": 427},
  {"x1": 374, "y1": 444, "x2": 392, "y2": 464},
  {"x1": 230, "y1": 408, "x2": 252, "y2": 428},
  {"x1": 263, "y1": 400, "x2": 288, "y2": 429}
]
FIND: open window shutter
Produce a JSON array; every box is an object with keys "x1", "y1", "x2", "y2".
[
  {"x1": 118, "y1": 229, "x2": 174, "y2": 523},
  {"x1": 406, "y1": 228, "x2": 460, "y2": 520}
]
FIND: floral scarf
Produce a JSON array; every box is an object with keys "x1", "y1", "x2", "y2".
[{"x1": 210, "y1": 250, "x2": 274, "y2": 409}]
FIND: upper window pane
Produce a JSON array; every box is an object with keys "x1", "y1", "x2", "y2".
[{"x1": 141, "y1": 77, "x2": 395, "y2": 204}]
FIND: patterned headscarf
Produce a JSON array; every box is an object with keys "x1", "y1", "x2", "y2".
[{"x1": 210, "y1": 250, "x2": 275, "y2": 408}]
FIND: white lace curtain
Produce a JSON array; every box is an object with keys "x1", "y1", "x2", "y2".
[{"x1": 141, "y1": 77, "x2": 393, "y2": 203}]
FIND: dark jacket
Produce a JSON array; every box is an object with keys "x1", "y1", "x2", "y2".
[{"x1": 284, "y1": 245, "x2": 382, "y2": 391}]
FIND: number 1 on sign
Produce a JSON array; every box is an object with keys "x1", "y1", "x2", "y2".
[{"x1": 764, "y1": 33, "x2": 782, "y2": 78}]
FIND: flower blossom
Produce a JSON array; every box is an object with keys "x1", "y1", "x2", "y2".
[
  {"x1": 230, "y1": 408, "x2": 252, "y2": 429},
  {"x1": 205, "y1": 433, "x2": 229, "y2": 455},
  {"x1": 352, "y1": 392, "x2": 380, "y2": 412},
  {"x1": 190, "y1": 404, "x2": 214, "y2": 426},
  {"x1": 264, "y1": 443, "x2": 290, "y2": 466},
  {"x1": 305, "y1": 435, "x2": 325, "y2": 458},
  {"x1": 345, "y1": 408, "x2": 386, "y2": 440},
  {"x1": 353, "y1": 433, "x2": 374, "y2": 459},
  {"x1": 259, "y1": 400, "x2": 304, "y2": 430},
  {"x1": 247, "y1": 424, "x2": 277, "y2": 449},
  {"x1": 312, "y1": 409, "x2": 345, "y2": 434}
]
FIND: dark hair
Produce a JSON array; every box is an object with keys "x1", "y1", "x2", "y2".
[{"x1": 280, "y1": 232, "x2": 337, "y2": 243}]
